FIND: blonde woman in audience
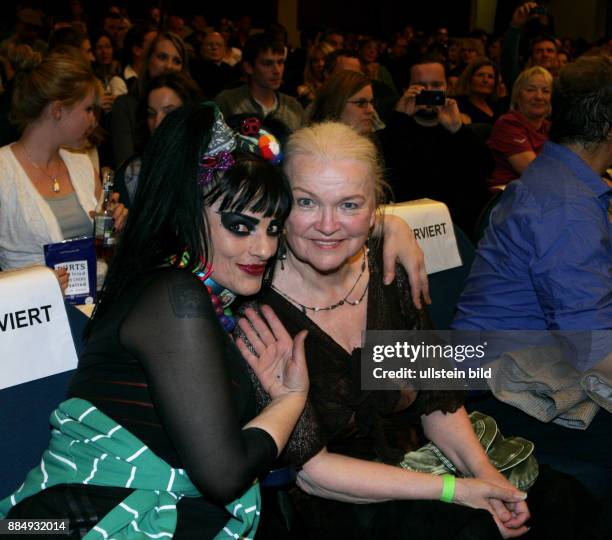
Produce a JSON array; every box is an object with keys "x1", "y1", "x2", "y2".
[
  {"x1": 0, "y1": 52, "x2": 127, "y2": 277},
  {"x1": 487, "y1": 66, "x2": 552, "y2": 190}
]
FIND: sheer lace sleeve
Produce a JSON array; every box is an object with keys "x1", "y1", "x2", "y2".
[{"x1": 119, "y1": 269, "x2": 277, "y2": 504}]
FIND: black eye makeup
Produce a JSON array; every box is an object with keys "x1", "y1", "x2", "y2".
[
  {"x1": 219, "y1": 212, "x2": 282, "y2": 238},
  {"x1": 220, "y1": 212, "x2": 258, "y2": 236}
]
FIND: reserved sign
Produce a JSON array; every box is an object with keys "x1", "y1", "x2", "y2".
[
  {"x1": 384, "y1": 199, "x2": 462, "y2": 274},
  {"x1": 0, "y1": 266, "x2": 78, "y2": 390}
]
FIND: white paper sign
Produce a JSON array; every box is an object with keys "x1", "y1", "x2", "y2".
[
  {"x1": 0, "y1": 266, "x2": 78, "y2": 390},
  {"x1": 384, "y1": 199, "x2": 462, "y2": 274}
]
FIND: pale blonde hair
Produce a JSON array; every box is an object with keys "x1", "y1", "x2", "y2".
[
  {"x1": 284, "y1": 121, "x2": 388, "y2": 206},
  {"x1": 511, "y1": 66, "x2": 553, "y2": 113}
]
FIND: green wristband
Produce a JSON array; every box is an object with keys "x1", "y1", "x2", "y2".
[{"x1": 440, "y1": 474, "x2": 456, "y2": 503}]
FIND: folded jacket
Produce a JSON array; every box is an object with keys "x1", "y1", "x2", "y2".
[{"x1": 488, "y1": 346, "x2": 599, "y2": 429}]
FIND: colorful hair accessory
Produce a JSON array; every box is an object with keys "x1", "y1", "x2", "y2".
[
  {"x1": 198, "y1": 150, "x2": 235, "y2": 186},
  {"x1": 235, "y1": 117, "x2": 283, "y2": 165},
  {"x1": 196, "y1": 104, "x2": 238, "y2": 188},
  {"x1": 257, "y1": 133, "x2": 282, "y2": 164},
  {"x1": 207, "y1": 107, "x2": 237, "y2": 156},
  {"x1": 240, "y1": 117, "x2": 262, "y2": 137}
]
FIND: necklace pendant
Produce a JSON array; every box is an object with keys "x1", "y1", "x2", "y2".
[{"x1": 52, "y1": 179, "x2": 60, "y2": 193}]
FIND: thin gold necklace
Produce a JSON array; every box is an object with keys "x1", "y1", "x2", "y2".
[
  {"x1": 22, "y1": 143, "x2": 61, "y2": 193},
  {"x1": 272, "y1": 247, "x2": 369, "y2": 314}
]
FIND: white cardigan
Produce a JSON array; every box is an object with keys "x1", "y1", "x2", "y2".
[{"x1": 0, "y1": 145, "x2": 98, "y2": 270}]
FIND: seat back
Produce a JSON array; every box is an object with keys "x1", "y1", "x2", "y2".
[
  {"x1": 427, "y1": 224, "x2": 476, "y2": 329},
  {"x1": 0, "y1": 267, "x2": 87, "y2": 497},
  {"x1": 474, "y1": 190, "x2": 503, "y2": 243}
]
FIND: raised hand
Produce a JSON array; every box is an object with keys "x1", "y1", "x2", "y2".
[
  {"x1": 236, "y1": 305, "x2": 309, "y2": 399},
  {"x1": 437, "y1": 97, "x2": 462, "y2": 134},
  {"x1": 512, "y1": 2, "x2": 538, "y2": 28},
  {"x1": 395, "y1": 85, "x2": 424, "y2": 116}
]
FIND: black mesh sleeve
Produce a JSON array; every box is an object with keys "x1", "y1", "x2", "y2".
[{"x1": 119, "y1": 269, "x2": 278, "y2": 504}]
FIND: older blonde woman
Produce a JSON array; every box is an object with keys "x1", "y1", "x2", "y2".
[
  {"x1": 487, "y1": 66, "x2": 553, "y2": 190},
  {"x1": 245, "y1": 122, "x2": 531, "y2": 539}
]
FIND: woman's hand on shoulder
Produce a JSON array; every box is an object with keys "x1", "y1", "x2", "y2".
[
  {"x1": 455, "y1": 477, "x2": 530, "y2": 538},
  {"x1": 236, "y1": 305, "x2": 309, "y2": 399}
]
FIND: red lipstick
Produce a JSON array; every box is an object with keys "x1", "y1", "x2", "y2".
[{"x1": 237, "y1": 264, "x2": 266, "y2": 276}]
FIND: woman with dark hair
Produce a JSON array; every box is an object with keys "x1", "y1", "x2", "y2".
[
  {"x1": 358, "y1": 37, "x2": 398, "y2": 94},
  {"x1": 120, "y1": 23, "x2": 158, "y2": 91},
  {"x1": 91, "y1": 29, "x2": 128, "y2": 104},
  {"x1": 0, "y1": 102, "x2": 309, "y2": 539},
  {"x1": 115, "y1": 71, "x2": 203, "y2": 206},
  {"x1": 309, "y1": 70, "x2": 377, "y2": 135},
  {"x1": 111, "y1": 31, "x2": 190, "y2": 168},
  {"x1": 453, "y1": 57, "x2": 503, "y2": 125}
]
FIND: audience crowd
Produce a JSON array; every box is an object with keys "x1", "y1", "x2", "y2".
[
  {"x1": 0, "y1": 2, "x2": 610, "y2": 539},
  {"x1": 1, "y1": 2, "x2": 610, "y2": 228}
]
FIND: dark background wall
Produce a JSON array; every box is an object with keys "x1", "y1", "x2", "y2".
[
  {"x1": 1, "y1": 0, "x2": 609, "y2": 41},
  {"x1": 297, "y1": 0, "x2": 473, "y2": 36}
]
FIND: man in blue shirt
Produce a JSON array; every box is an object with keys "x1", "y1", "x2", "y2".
[{"x1": 453, "y1": 55, "x2": 612, "y2": 495}]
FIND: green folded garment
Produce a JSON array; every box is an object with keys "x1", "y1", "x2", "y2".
[{"x1": 400, "y1": 411, "x2": 539, "y2": 490}]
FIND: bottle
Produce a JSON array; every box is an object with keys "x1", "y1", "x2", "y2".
[{"x1": 94, "y1": 167, "x2": 116, "y2": 265}]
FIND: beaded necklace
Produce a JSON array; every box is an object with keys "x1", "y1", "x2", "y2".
[
  {"x1": 271, "y1": 247, "x2": 369, "y2": 314},
  {"x1": 169, "y1": 252, "x2": 237, "y2": 332}
]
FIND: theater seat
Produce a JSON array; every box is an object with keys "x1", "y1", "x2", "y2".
[
  {"x1": 0, "y1": 267, "x2": 87, "y2": 498},
  {"x1": 427, "y1": 224, "x2": 476, "y2": 329},
  {"x1": 474, "y1": 191, "x2": 503, "y2": 243}
]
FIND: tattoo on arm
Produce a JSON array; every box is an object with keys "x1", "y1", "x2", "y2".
[{"x1": 168, "y1": 279, "x2": 210, "y2": 319}]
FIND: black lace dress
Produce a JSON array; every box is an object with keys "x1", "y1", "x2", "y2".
[{"x1": 242, "y1": 245, "x2": 501, "y2": 539}]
